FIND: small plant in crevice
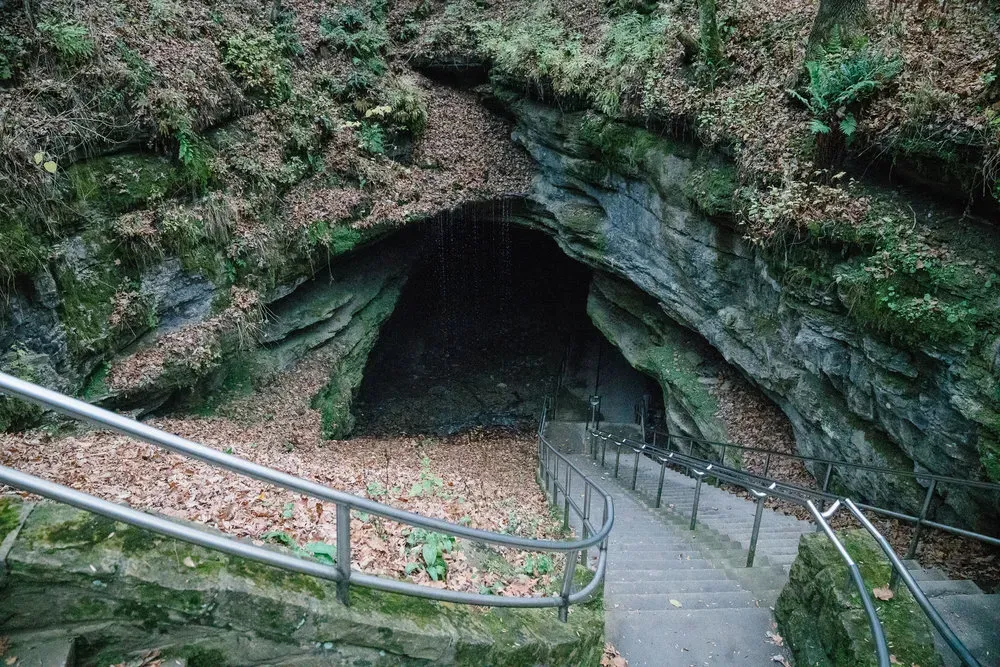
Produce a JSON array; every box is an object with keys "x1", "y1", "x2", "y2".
[{"x1": 404, "y1": 528, "x2": 456, "y2": 581}]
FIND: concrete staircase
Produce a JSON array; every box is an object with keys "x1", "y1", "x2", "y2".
[
  {"x1": 906, "y1": 561, "x2": 1000, "y2": 666},
  {"x1": 549, "y1": 421, "x2": 1000, "y2": 667},
  {"x1": 551, "y1": 421, "x2": 802, "y2": 665}
]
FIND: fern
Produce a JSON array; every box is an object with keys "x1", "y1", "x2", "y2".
[{"x1": 790, "y1": 47, "x2": 902, "y2": 139}]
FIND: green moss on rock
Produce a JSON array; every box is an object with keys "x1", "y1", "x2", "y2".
[
  {"x1": 1, "y1": 501, "x2": 604, "y2": 665},
  {"x1": 0, "y1": 496, "x2": 23, "y2": 545},
  {"x1": 775, "y1": 530, "x2": 942, "y2": 667}
]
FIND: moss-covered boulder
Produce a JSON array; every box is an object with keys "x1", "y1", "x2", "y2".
[
  {"x1": 0, "y1": 499, "x2": 604, "y2": 665},
  {"x1": 775, "y1": 530, "x2": 941, "y2": 667}
]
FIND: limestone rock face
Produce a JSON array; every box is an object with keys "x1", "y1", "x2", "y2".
[
  {"x1": 510, "y1": 99, "x2": 999, "y2": 530},
  {"x1": 775, "y1": 530, "x2": 940, "y2": 667}
]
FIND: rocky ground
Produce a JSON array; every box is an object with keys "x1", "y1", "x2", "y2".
[{"x1": 0, "y1": 347, "x2": 571, "y2": 597}]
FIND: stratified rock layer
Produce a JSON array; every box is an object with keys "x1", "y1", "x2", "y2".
[{"x1": 509, "y1": 99, "x2": 999, "y2": 530}]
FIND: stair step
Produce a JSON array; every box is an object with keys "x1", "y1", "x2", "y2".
[
  {"x1": 618, "y1": 558, "x2": 717, "y2": 570},
  {"x1": 607, "y1": 579, "x2": 747, "y2": 595},
  {"x1": 605, "y1": 591, "x2": 773, "y2": 611},
  {"x1": 606, "y1": 568, "x2": 736, "y2": 582},
  {"x1": 917, "y1": 579, "x2": 983, "y2": 597}
]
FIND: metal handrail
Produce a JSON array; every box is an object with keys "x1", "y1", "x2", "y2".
[
  {"x1": 807, "y1": 500, "x2": 892, "y2": 667},
  {"x1": 844, "y1": 499, "x2": 981, "y2": 667},
  {"x1": 0, "y1": 372, "x2": 614, "y2": 620},
  {"x1": 592, "y1": 428, "x2": 981, "y2": 666},
  {"x1": 651, "y1": 428, "x2": 1000, "y2": 493},
  {"x1": 645, "y1": 429, "x2": 1000, "y2": 551}
]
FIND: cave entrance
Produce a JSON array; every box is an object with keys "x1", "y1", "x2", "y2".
[{"x1": 352, "y1": 207, "x2": 659, "y2": 435}]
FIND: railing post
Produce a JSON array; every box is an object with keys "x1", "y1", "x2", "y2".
[
  {"x1": 588, "y1": 395, "x2": 600, "y2": 433},
  {"x1": 601, "y1": 435, "x2": 608, "y2": 467},
  {"x1": 819, "y1": 461, "x2": 834, "y2": 511},
  {"x1": 563, "y1": 466, "x2": 571, "y2": 531},
  {"x1": 631, "y1": 449, "x2": 640, "y2": 490},
  {"x1": 655, "y1": 458, "x2": 667, "y2": 508},
  {"x1": 904, "y1": 480, "x2": 937, "y2": 561},
  {"x1": 747, "y1": 491, "x2": 766, "y2": 567},
  {"x1": 552, "y1": 457, "x2": 559, "y2": 503},
  {"x1": 763, "y1": 452, "x2": 772, "y2": 478},
  {"x1": 721, "y1": 443, "x2": 727, "y2": 466},
  {"x1": 581, "y1": 483, "x2": 591, "y2": 568},
  {"x1": 336, "y1": 503, "x2": 351, "y2": 605},
  {"x1": 558, "y1": 549, "x2": 579, "y2": 622},
  {"x1": 652, "y1": 429, "x2": 657, "y2": 448},
  {"x1": 614, "y1": 442, "x2": 622, "y2": 478},
  {"x1": 690, "y1": 471, "x2": 705, "y2": 530}
]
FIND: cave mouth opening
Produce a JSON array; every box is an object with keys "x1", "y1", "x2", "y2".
[{"x1": 352, "y1": 208, "x2": 660, "y2": 436}]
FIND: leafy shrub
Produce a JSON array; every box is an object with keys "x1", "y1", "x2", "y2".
[
  {"x1": 271, "y1": 3, "x2": 303, "y2": 57},
  {"x1": 480, "y1": 6, "x2": 596, "y2": 105},
  {"x1": 408, "y1": 456, "x2": 444, "y2": 497},
  {"x1": 518, "y1": 553, "x2": 555, "y2": 576},
  {"x1": 387, "y1": 77, "x2": 428, "y2": 136},
  {"x1": 177, "y1": 130, "x2": 214, "y2": 192},
  {"x1": 37, "y1": 19, "x2": 95, "y2": 64},
  {"x1": 598, "y1": 12, "x2": 672, "y2": 114},
  {"x1": 222, "y1": 31, "x2": 291, "y2": 102},
  {"x1": 319, "y1": 6, "x2": 388, "y2": 60},
  {"x1": 789, "y1": 47, "x2": 902, "y2": 140},
  {"x1": 404, "y1": 529, "x2": 455, "y2": 581},
  {"x1": 358, "y1": 122, "x2": 386, "y2": 154}
]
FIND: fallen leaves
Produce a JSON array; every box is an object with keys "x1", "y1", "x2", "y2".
[
  {"x1": 0, "y1": 348, "x2": 566, "y2": 597},
  {"x1": 766, "y1": 630, "x2": 784, "y2": 646},
  {"x1": 600, "y1": 643, "x2": 628, "y2": 667},
  {"x1": 873, "y1": 586, "x2": 895, "y2": 601},
  {"x1": 669, "y1": 598, "x2": 682, "y2": 608}
]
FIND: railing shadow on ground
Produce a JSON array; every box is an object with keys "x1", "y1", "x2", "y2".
[
  {"x1": 0, "y1": 372, "x2": 613, "y2": 622},
  {"x1": 589, "y1": 427, "x2": 988, "y2": 667}
]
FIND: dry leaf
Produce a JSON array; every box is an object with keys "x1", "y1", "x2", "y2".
[
  {"x1": 33, "y1": 152, "x2": 43, "y2": 164},
  {"x1": 873, "y1": 586, "x2": 894, "y2": 601},
  {"x1": 669, "y1": 599, "x2": 682, "y2": 608},
  {"x1": 6, "y1": 657, "x2": 16, "y2": 666},
  {"x1": 42, "y1": 161, "x2": 57, "y2": 173},
  {"x1": 890, "y1": 655, "x2": 901, "y2": 664},
  {"x1": 183, "y1": 556, "x2": 196, "y2": 568},
  {"x1": 772, "y1": 655, "x2": 791, "y2": 667},
  {"x1": 766, "y1": 630, "x2": 784, "y2": 646}
]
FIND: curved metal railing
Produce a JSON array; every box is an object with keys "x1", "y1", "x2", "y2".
[
  {"x1": 0, "y1": 371, "x2": 614, "y2": 620},
  {"x1": 591, "y1": 428, "x2": 984, "y2": 667},
  {"x1": 642, "y1": 427, "x2": 1000, "y2": 550}
]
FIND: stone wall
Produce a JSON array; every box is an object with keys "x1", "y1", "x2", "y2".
[
  {"x1": 0, "y1": 496, "x2": 604, "y2": 666},
  {"x1": 509, "y1": 99, "x2": 1000, "y2": 531}
]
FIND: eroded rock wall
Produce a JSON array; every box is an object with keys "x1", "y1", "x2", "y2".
[{"x1": 510, "y1": 99, "x2": 999, "y2": 530}]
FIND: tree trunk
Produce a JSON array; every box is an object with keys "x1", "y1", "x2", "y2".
[
  {"x1": 805, "y1": 0, "x2": 868, "y2": 60},
  {"x1": 698, "y1": 0, "x2": 724, "y2": 68}
]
